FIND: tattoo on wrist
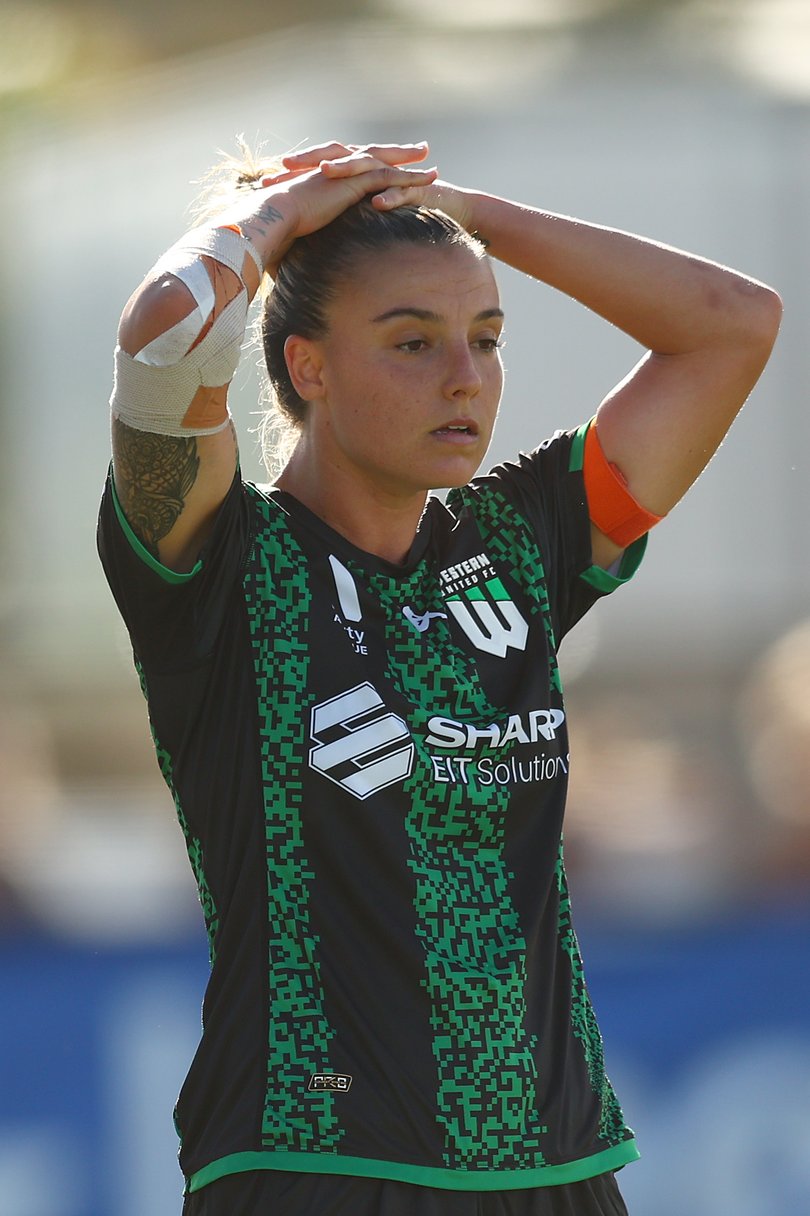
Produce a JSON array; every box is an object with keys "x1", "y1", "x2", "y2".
[
  {"x1": 243, "y1": 200, "x2": 285, "y2": 241},
  {"x1": 113, "y1": 420, "x2": 200, "y2": 558}
]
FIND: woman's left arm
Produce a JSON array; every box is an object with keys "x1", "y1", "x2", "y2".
[
  {"x1": 281, "y1": 147, "x2": 782, "y2": 569},
  {"x1": 439, "y1": 189, "x2": 783, "y2": 566}
]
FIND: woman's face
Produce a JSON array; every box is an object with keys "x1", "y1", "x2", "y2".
[{"x1": 301, "y1": 242, "x2": 505, "y2": 499}]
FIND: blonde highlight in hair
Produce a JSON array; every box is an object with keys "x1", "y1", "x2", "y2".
[{"x1": 189, "y1": 134, "x2": 284, "y2": 225}]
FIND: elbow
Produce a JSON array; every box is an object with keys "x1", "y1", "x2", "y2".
[
  {"x1": 738, "y1": 281, "x2": 783, "y2": 355},
  {"x1": 755, "y1": 282, "x2": 783, "y2": 337},
  {"x1": 118, "y1": 275, "x2": 198, "y2": 358},
  {"x1": 704, "y1": 280, "x2": 783, "y2": 374}
]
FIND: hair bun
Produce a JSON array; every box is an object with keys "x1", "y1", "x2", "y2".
[{"x1": 236, "y1": 169, "x2": 265, "y2": 188}]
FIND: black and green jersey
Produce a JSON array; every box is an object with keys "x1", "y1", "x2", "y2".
[{"x1": 97, "y1": 424, "x2": 644, "y2": 1196}]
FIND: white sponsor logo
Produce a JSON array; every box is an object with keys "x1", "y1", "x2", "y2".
[
  {"x1": 430, "y1": 752, "x2": 569, "y2": 787},
  {"x1": 403, "y1": 605, "x2": 448, "y2": 634},
  {"x1": 329, "y1": 556, "x2": 368, "y2": 654},
  {"x1": 424, "y1": 707, "x2": 568, "y2": 790},
  {"x1": 425, "y1": 708, "x2": 565, "y2": 750},
  {"x1": 329, "y1": 555, "x2": 362, "y2": 622},
  {"x1": 309, "y1": 683, "x2": 413, "y2": 800}
]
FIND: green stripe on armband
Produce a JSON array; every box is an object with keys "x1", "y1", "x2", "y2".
[{"x1": 568, "y1": 419, "x2": 593, "y2": 473}]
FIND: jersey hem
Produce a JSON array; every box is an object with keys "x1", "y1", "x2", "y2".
[{"x1": 185, "y1": 1140, "x2": 640, "y2": 1194}]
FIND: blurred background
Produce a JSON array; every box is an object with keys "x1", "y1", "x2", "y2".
[{"x1": 1, "y1": 0, "x2": 809, "y2": 1213}]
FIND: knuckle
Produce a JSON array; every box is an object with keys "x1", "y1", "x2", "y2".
[{"x1": 317, "y1": 141, "x2": 346, "y2": 158}]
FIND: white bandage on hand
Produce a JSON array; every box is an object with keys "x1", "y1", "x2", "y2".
[{"x1": 110, "y1": 225, "x2": 264, "y2": 437}]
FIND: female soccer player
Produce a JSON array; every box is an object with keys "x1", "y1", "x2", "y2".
[{"x1": 98, "y1": 141, "x2": 781, "y2": 1216}]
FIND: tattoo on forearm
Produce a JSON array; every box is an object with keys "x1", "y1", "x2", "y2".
[{"x1": 113, "y1": 420, "x2": 200, "y2": 558}]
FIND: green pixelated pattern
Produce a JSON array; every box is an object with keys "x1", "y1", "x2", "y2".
[
  {"x1": 448, "y1": 487, "x2": 563, "y2": 694},
  {"x1": 136, "y1": 661, "x2": 220, "y2": 965},
  {"x1": 465, "y1": 484, "x2": 626, "y2": 1143},
  {"x1": 555, "y1": 841, "x2": 627, "y2": 1143},
  {"x1": 243, "y1": 491, "x2": 343, "y2": 1154},
  {"x1": 367, "y1": 555, "x2": 548, "y2": 1170}
]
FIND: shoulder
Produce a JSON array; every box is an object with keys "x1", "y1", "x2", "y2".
[{"x1": 448, "y1": 428, "x2": 584, "y2": 524}]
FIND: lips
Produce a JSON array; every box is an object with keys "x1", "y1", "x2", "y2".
[{"x1": 431, "y1": 418, "x2": 479, "y2": 438}]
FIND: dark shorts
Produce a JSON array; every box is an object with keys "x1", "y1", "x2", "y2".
[{"x1": 182, "y1": 1170, "x2": 630, "y2": 1216}]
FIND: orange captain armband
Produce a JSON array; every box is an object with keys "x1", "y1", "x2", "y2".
[{"x1": 582, "y1": 419, "x2": 664, "y2": 548}]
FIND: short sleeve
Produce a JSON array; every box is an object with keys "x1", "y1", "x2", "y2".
[
  {"x1": 460, "y1": 427, "x2": 646, "y2": 643},
  {"x1": 96, "y1": 467, "x2": 253, "y2": 672}
]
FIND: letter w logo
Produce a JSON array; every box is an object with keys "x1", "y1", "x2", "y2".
[{"x1": 445, "y1": 577, "x2": 529, "y2": 658}]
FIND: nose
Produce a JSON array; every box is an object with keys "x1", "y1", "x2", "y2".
[{"x1": 442, "y1": 341, "x2": 482, "y2": 401}]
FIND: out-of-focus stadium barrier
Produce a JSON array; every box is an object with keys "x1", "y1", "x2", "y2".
[{"x1": 2, "y1": 904, "x2": 809, "y2": 1216}]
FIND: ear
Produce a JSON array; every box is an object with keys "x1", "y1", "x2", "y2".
[{"x1": 284, "y1": 334, "x2": 326, "y2": 402}]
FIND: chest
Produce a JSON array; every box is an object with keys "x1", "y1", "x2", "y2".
[{"x1": 243, "y1": 509, "x2": 569, "y2": 817}]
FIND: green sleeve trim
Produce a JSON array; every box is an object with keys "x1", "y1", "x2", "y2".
[
  {"x1": 186, "y1": 1141, "x2": 640, "y2": 1194},
  {"x1": 110, "y1": 473, "x2": 202, "y2": 585},
  {"x1": 568, "y1": 418, "x2": 594, "y2": 473},
  {"x1": 579, "y1": 533, "x2": 647, "y2": 594}
]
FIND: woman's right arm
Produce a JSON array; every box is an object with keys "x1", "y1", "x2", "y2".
[{"x1": 111, "y1": 143, "x2": 436, "y2": 573}]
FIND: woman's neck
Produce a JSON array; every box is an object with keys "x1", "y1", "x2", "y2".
[{"x1": 275, "y1": 441, "x2": 429, "y2": 566}]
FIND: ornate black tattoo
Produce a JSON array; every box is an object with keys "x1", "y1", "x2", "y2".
[{"x1": 113, "y1": 419, "x2": 200, "y2": 558}]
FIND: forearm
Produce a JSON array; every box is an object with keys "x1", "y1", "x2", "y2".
[
  {"x1": 463, "y1": 191, "x2": 780, "y2": 355},
  {"x1": 216, "y1": 187, "x2": 297, "y2": 288},
  {"x1": 431, "y1": 181, "x2": 781, "y2": 551}
]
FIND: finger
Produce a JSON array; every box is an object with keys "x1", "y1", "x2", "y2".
[
  {"x1": 257, "y1": 166, "x2": 312, "y2": 188},
  {"x1": 281, "y1": 141, "x2": 353, "y2": 168},
  {"x1": 370, "y1": 173, "x2": 439, "y2": 210},
  {"x1": 363, "y1": 167, "x2": 439, "y2": 196},
  {"x1": 319, "y1": 152, "x2": 387, "y2": 178},
  {"x1": 356, "y1": 142, "x2": 430, "y2": 166},
  {"x1": 320, "y1": 156, "x2": 437, "y2": 184},
  {"x1": 283, "y1": 141, "x2": 428, "y2": 169}
]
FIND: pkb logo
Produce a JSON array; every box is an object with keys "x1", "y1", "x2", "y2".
[
  {"x1": 309, "y1": 682, "x2": 414, "y2": 800},
  {"x1": 308, "y1": 1072, "x2": 353, "y2": 1092}
]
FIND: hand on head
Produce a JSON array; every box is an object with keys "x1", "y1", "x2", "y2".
[
  {"x1": 253, "y1": 142, "x2": 474, "y2": 250},
  {"x1": 239, "y1": 142, "x2": 443, "y2": 276},
  {"x1": 276, "y1": 139, "x2": 432, "y2": 180}
]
